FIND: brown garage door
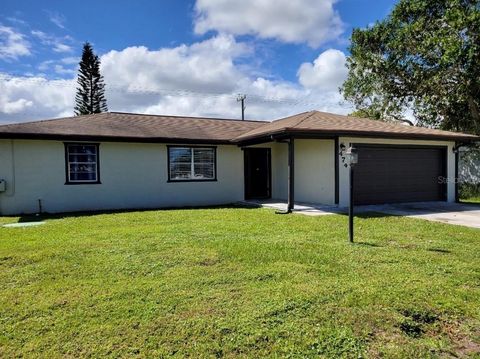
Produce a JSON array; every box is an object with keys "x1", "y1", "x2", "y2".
[{"x1": 353, "y1": 145, "x2": 447, "y2": 205}]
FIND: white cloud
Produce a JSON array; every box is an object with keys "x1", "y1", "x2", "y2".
[
  {"x1": 1, "y1": 98, "x2": 33, "y2": 114},
  {"x1": 53, "y1": 64, "x2": 76, "y2": 75},
  {"x1": 31, "y1": 30, "x2": 73, "y2": 53},
  {"x1": 101, "y1": 34, "x2": 251, "y2": 95},
  {"x1": 298, "y1": 49, "x2": 348, "y2": 91},
  {"x1": 47, "y1": 11, "x2": 66, "y2": 29},
  {"x1": 38, "y1": 58, "x2": 77, "y2": 75},
  {"x1": 60, "y1": 56, "x2": 79, "y2": 65},
  {"x1": 6, "y1": 17, "x2": 28, "y2": 26},
  {"x1": 38, "y1": 60, "x2": 54, "y2": 71},
  {"x1": 0, "y1": 75, "x2": 75, "y2": 123},
  {"x1": 0, "y1": 25, "x2": 31, "y2": 60},
  {"x1": 194, "y1": 0, "x2": 344, "y2": 47},
  {"x1": 248, "y1": 77, "x2": 304, "y2": 100},
  {"x1": 53, "y1": 43, "x2": 72, "y2": 53},
  {"x1": 0, "y1": 36, "x2": 351, "y2": 124}
]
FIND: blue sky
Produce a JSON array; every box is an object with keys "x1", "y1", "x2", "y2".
[{"x1": 0, "y1": 0, "x2": 397, "y2": 123}]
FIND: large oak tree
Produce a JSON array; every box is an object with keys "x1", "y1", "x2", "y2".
[{"x1": 341, "y1": 0, "x2": 480, "y2": 134}]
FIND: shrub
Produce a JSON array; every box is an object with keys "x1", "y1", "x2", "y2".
[{"x1": 459, "y1": 182, "x2": 480, "y2": 200}]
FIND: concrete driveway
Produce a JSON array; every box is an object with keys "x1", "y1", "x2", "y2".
[
  {"x1": 355, "y1": 202, "x2": 480, "y2": 229},
  {"x1": 244, "y1": 199, "x2": 480, "y2": 229}
]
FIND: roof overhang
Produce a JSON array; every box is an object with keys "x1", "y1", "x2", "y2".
[
  {"x1": 234, "y1": 128, "x2": 480, "y2": 146},
  {"x1": 1, "y1": 129, "x2": 478, "y2": 147}
]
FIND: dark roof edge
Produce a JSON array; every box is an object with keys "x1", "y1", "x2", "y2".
[
  {"x1": 287, "y1": 128, "x2": 480, "y2": 141},
  {"x1": 233, "y1": 128, "x2": 479, "y2": 144},
  {"x1": 1, "y1": 129, "x2": 478, "y2": 145},
  {"x1": 0, "y1": 133, "x2": 234, "y2": 145}
]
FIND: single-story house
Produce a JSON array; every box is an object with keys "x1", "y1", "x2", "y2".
[{"x1": 0, "y1": 110, "x2": 478, "y2": 215}]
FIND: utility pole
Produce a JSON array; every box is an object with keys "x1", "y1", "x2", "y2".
[{"x1": 237, "y1": 94, "x2": 246, "y2": 120}]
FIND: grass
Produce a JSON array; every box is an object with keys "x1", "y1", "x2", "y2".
[
  {"x1": 0, "y1": 207, "x2": 479, "y2": 358},
  {"x1": 459, "y1": 183, "x2": 480, "y2": 204},
  {"x1": 461, "y1": 196, "x2": 480, "y2": 204}
]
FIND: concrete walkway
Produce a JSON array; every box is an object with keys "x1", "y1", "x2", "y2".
[
  {"x1": 242, "y1": 199, "x2": 344, "y2": 216},
  {"x1": 242, "y1": 199, "x2": 480, "y2": 229}
]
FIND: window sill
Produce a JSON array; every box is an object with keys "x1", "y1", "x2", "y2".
[
  {"x1": 65, "y1": 181, "x2": 102, "y2": 185},
  {"x1": 167, "y1": 179, "x2": 217, "y2": 183}
]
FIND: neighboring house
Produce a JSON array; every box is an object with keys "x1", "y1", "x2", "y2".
[{"x1": 0, "y1": 111, "x2": 478, "y2": 215}]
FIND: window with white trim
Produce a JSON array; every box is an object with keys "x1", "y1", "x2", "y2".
[
  {"x1": 65, "y1": 143, "x2": 100, "y2": 184},
  {"x1": 168, "y1": 147, "x2": 216, "y2": 181}
]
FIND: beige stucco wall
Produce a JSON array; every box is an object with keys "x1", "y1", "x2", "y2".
[
  {"x1": 0, "y1": 140, "x2": 244, "y2": 215},
  {"x1": 0, "y1": 136, "x2": 457, "y2": 214},
  {"x1": 294, "y1": 139, "x2": 335, "y2": 204},
  {"x1": 338, "y1": 137, "x2": 456, "y2": 207},
  {"x1": 246, "y1": 139, "x2": 335, "y2": 205}
]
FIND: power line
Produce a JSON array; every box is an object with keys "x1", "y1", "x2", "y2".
[{"x1": 0, "y1": 73, "x2": 342, "y2": 110}]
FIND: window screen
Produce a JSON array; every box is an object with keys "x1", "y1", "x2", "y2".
[
  {"x1": 65, "y1": 143, "x2": 99, "y2": 183},
  {"x1": 169, "y1": 147, "x2": 216, "y2": 181}
]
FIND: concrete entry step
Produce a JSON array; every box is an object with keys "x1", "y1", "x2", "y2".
[{"x1": 3, "y1": 221, "x2": 46, "y2": 228}]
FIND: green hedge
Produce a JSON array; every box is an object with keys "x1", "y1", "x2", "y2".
[{"x1": 459, "y1": 182, "x2": 480, "y2": 200}]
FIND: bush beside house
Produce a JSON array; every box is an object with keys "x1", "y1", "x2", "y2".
[{"x1": 459, "y1": 150, "x2": 480, "y2": 199}]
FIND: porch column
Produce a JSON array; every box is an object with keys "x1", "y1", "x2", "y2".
[
  {"x1": 454, "y1": 143, "x2": 459, "y2": 203},
  {"x1": 287, "y1": 137, "x2": 295, "y2": 212}
]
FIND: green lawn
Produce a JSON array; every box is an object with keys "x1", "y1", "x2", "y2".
[
  {"x1": 1, "y1": 207, "x2": 479, "y2": 358},
  {"x1": 462, "y1": 196, "x2": 480, "y2": 204}
]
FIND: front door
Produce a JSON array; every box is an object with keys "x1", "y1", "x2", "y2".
[{"x1": 244, "y1": 148, "x2": 271, "y2": 199}]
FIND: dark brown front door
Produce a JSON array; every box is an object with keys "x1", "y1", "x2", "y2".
[
  {"x1": 244, "y1": 148, "x2": 271, "y2": 199},
  {"x1": 353, "y1": 145, "x2": 447, "y2": 205}
]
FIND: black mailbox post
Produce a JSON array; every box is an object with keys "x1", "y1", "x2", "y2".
[{"x1": 344, "y1": 146, "x2": 358, "y2": 242}]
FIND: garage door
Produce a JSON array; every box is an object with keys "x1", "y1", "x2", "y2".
[{"x1": 353, "y1": 145, "x2": 447, "y2": 205}]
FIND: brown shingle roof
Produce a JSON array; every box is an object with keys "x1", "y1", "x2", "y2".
[
  {"x1": 0, "y1": 112, "x2": 267, "y2": 144},
  {"x1": 233, "y1": 111, "x2": 479, "y2": 142},
  {"x1": 0, "y1": 110, "x2": 477, "y2": 143}
]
